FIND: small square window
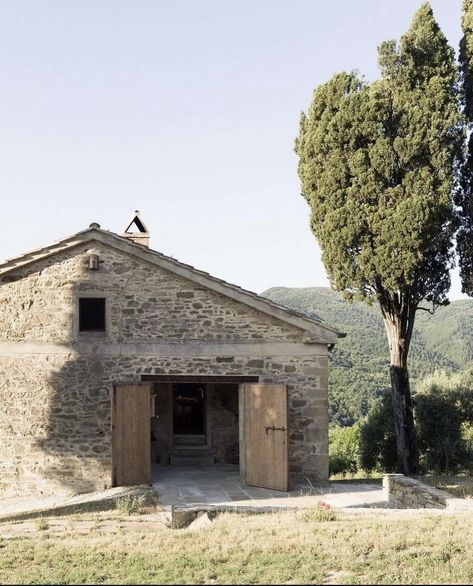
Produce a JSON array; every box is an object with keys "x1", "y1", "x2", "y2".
[{"x1": 79, "y1": 298, "x2": 106, "y2": 332}]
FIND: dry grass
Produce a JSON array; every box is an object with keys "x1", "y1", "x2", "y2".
[
  {"x1": 329, "y1": 471, "x2": 383, "y2": 483},
  {"x1": 34, "y1": 516, "x2": 49, "y2": 532},
  {"x1": 1, "y1": 509, "x2": 473, "y2": 584},
  {"x1": 418, "y1": 475, "x2": 473, "y2": 499}
]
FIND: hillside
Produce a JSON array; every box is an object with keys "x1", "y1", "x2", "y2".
[{"x1": 262, "y1": 287, "x2": 473, "y2": 426}]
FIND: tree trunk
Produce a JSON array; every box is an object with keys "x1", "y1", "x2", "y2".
[{"x1": 382, "y1": 310, "x2": 418, "y2": 476}]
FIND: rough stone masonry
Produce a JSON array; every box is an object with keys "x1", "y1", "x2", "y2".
[{"x1": 0, "y1": 227, "x2": 339, "y2": 499}]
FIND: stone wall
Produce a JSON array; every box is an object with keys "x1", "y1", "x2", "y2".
[
  {"x1": 0, "y1": 241, "x2": 331, "y2": 498},
  {"x1": 383, "y1": 474, "x2": 473, "y2": 510},
  {"x1": 0, "y1": 353, "x2": 111, "y2": 498},
  {"x1": 0, "y1": 242, "x2": 304, "y2": 343}
]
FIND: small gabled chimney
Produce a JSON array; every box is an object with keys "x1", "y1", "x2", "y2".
[{"x1": 122, "y1": 210, "x2": 150, "y2": 247}]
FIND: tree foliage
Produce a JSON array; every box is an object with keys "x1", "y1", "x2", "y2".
[
  {"x1": 416, "y1": 369, "x2": 473, "y2": 473},
  {"x1": 295, "y1": 3, "x2": 464, "y2": 474},
  {"x1": 359, "y1": 392, "x2": 397, "y2": 473},
  {"x1": 295, "y1": 4, "x2": 462, "y2": 307},
  {"x1": 457, "y1": 0, "x2": 473, "y2": 295},
  {"x1": 360, "y1": 369, "x2": 473, "y2": 475}
]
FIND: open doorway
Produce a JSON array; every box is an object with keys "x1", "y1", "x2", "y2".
[
  {"x1": 173, "y1": 383, "x2": 206, "y2": 446},
  {"x1": 112, "y1": 379, "x2": 289, "y2": 491},
  {"x1": 150, "y1": 381, "x2": 240, "y2": 467}
]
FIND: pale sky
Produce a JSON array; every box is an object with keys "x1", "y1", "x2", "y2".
[{"x1": 0, "y1": 0, "x2": 468, "y2": 299}]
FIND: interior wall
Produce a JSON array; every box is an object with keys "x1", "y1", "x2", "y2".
[
  {"x1": 151, "y1": 383, "x2": 172, "y2": 464},
  {"x1": 207, "y1": 383, "x2": 239, "y2": 464}
]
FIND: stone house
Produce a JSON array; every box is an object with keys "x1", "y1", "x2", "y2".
[{"x1": 0, "y1": 212, "x2": 341, "y2": 499}]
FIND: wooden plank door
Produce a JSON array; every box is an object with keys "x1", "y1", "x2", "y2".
[
  {"x1": 240, "y1": 384, "x2": 288, "y2": 491},
  {"x1": 112, "y1": 383, "x2": 151, "y2": 487}
]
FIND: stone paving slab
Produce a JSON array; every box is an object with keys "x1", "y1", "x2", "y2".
[
  {"x1": 0, "y1": 465, "x2": 386, "y2": 522},
  {"x1": 153, "y1": 465, "x2": 387, "y2": 511}
]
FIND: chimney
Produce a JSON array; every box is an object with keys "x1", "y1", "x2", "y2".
[{"x1": 122, "y1": 210, "x2": 150, "y2": 247}]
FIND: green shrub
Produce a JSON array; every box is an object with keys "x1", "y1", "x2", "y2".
[
  {"x1": 462, "y1": 422, "x2": 473, "y2": 455},
  {"x1": 329, "y1": 424, "x2": 361, "y2": 475},
  {"x1": 359, "y1": 369, "x2": 473, "y2": 475},
  {"x1": 415, "y1": 370, "x2": 473, "y2": 474},
  {"x1": 359, "y1": 391, "x2": 397, "y2": 473}
]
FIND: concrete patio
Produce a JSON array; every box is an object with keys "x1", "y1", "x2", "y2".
[{"x1": 152, "y1": 465, "x2": 387, "y2": 511}]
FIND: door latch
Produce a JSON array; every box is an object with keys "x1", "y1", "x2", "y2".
[{"x1": 265, "y1": 425, "x2": 287, "y2": 435}]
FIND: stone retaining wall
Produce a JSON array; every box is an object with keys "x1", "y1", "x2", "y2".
[{"x1": 383, "y1": 474, "x2": 473, "y2": 510}]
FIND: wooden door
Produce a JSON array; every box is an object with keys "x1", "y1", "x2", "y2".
[
  {"x1": 112, "y1": 383, "x2": 151, "y2": 487},
  {"x1": 240, "y1": 384, "x2": 288, "y2": 491}
]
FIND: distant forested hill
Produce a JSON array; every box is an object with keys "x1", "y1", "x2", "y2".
[{"x1": 262, "y1": 287, "x2": 473, "y2": 426}]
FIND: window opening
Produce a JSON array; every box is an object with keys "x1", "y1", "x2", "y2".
[{"x1": 79, "y1": 298, "x2": 106, "y2": 332}]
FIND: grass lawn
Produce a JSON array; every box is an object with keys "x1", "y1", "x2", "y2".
[
  {"x1": 418, "y1": 475, "x2": 473, "y2": 499},
  {"x1": 1, "y1": 509, "x2": 473, "y2": 584}
]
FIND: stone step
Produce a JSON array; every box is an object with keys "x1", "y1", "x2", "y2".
[
  {"x1": 169, "y1": 444, "x2": 216, "y2": 466},
  {"x1": 169, "y1": 454, "x2": 215, "y2": 466},
  {"x1": 171, "y1": 445, "x2": 215, "y2": 454},
  {"x1": 173, "y1": 434, "x2": 206, "y2": 447}
]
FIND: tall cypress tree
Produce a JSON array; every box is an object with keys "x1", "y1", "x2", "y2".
[
  {"x1": 295, "y1": 3, "x2": 463, "y2": 475},
  {"x1": 458, "y1": 0, "x2": 473, "y2": 294}
]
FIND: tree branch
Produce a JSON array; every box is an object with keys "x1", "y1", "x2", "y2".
[{"x1": 416, "y1": 306, "x2": 435, "y2": 315}]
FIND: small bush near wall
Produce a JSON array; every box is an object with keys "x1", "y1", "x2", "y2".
[{"x1": 329, "y1": 424, "x2": 361, "y2": 475}]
